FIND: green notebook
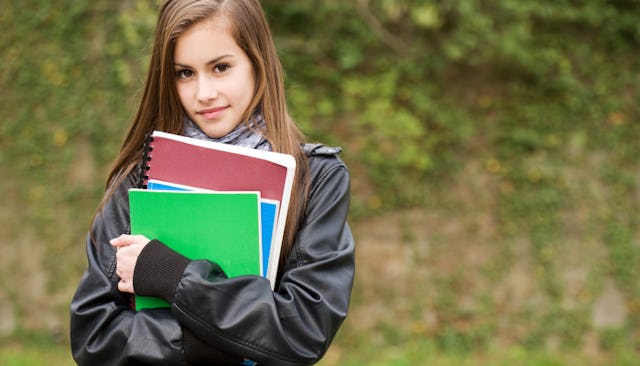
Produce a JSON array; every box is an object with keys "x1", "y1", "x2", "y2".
[{"x1": 128, "y1": 189, "x2": 262, "y2": 310}]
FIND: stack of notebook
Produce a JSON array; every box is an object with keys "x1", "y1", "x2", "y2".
[{"x1": 129, "y1": 131, "x2": 296, "y2": 309}]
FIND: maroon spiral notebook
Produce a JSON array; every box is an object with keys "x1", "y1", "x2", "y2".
[{"x1": 140, "y1": 131, "x2": 296, "y2": 286}]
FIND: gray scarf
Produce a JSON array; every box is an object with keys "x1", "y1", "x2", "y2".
[{"x1": 182, "y1": 113, "x2": 272, "y2": 151}]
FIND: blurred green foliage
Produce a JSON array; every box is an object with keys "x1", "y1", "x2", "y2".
[{"x1": 1, "y1": 0, "x2": 639, "y2": 364}]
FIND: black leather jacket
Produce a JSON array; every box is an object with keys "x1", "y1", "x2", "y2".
[{"x1": 70, "y1": 144, "x2": 355, "y2": 365}]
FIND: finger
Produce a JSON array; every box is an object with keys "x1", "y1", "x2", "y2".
[
  {"x1": 111, "y1": 234, "x2": 149, "y2": 248},
  {"x1": 110, "y1": 235, "x2": 126, "y2": 247}
]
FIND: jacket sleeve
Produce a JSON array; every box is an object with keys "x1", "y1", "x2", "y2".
[
  {"x1": 69, "y1": 174, "x2": 240, "y2": 365},
  {"x1": 167, "y1": 155, "x2": 355, "y2": 365}
]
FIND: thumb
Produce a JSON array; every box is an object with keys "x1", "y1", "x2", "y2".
[{"x1": 110, "y1": 234, "x2": 132, "y2": 248}]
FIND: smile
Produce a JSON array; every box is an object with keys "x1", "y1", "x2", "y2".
[{"x1": 197, "y1": 106, "x2": 228, "y2": 119}]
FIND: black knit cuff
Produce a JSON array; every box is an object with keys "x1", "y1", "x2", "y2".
[
  {"x1": 183, "y1": 328, "x2": 243, "y2": 364},
  {"x1": 133, "y1": 239, "x2": 190, "y2": 303}
]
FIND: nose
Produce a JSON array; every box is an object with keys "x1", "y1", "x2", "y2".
[{"x1": 196, "y1": 75, "x2": 218, "y2": 102}]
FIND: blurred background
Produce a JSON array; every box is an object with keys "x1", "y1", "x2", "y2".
[{"x1": 1, "y1": 0, "x2": 639, "y2": 364}]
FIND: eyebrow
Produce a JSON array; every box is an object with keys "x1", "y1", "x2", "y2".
[{"x1": 174, "y1": 54, "x2": 234, "y2": 68}]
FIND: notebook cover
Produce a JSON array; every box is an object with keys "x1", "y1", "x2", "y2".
[{"x1": 128, "y1": 189, "x2": 261, "y2": 310}]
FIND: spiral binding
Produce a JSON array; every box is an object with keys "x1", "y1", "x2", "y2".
[{"x1": 137, "y1": 133, "x2": 154, "y2": 189}]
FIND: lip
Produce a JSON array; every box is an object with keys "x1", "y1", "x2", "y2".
[{"x1": 197, "y1": 105, "x2": 228, "y2": 119}]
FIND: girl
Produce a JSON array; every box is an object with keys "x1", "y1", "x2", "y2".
[{"x1": 69, "y1": 1, "x2": 355, "y2": 365}]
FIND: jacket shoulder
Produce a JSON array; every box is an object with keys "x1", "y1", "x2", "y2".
[
  {"x1": 302, "y1": 143, "x2": 347, "y2": 177},
  {"x1": 303, "y1": 143, "x2": 342, "y2": 157},
  {"x1": 301, "y1": 143, "x2": 349, "y2": 201}
]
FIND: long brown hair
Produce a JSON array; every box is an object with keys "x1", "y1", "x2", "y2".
[{"x1": 97, "y1": 0, "x2": 310, "y2": 273}]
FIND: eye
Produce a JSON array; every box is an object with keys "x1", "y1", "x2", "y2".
[
  {"x1": 175, "y1": 68, "x2": 194, "y2": 79},
  {"x1": 214, "y1": 63, "x2": 231, "y2": 73}
]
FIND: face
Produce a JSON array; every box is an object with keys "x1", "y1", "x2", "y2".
[{"x1": 174, "y1": 16, "x2": 256, "y2": 138}]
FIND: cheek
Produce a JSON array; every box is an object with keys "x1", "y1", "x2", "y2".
[
  {"x1": 239, "y1": 76, "x2": 257, "y2": 104},
  {"x1": 175, "y1": 83, "x2": 191, "y2": 107},
  {"x1": 233, "y1": 65, "x2": 257, "y2": 102}
]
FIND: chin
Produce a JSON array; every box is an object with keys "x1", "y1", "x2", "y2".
[
  {"x1": 203, "y1": 127, "x2": 234, "y2": 139},
  {"x1": 192, "y1": 122, "x2": 227, "y2": 139}
]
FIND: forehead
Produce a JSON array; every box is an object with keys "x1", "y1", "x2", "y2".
[{"x1": 174, "y1": 16, "x2": 240, "y2": 62}]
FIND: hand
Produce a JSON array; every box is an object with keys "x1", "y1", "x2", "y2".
[{"x1": 110, "y1": 234, "x2": 151, "y2": 294}]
